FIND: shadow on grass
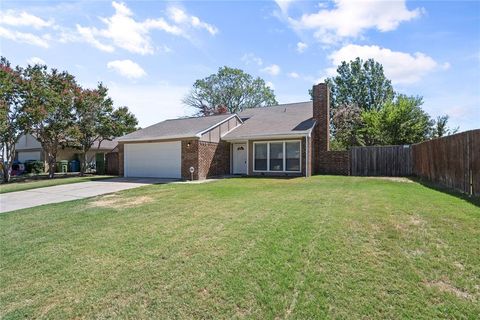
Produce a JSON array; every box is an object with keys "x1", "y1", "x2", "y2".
[{"x1": 409, "y1": 177, "x2": 480, "y2": 207}]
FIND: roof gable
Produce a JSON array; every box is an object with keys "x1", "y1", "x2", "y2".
[{"x1": 118, "y1": 114, "x2": 240, "y2": 142}]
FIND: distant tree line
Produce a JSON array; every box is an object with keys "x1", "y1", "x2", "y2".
[
  {"x1": 0, "y1": 56, "x2": 138, "y2": 183},
  {"x1": 319, "y1": 58, "x2": 458, "y2": 150}
]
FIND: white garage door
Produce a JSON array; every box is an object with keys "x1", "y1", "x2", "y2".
[
  {"x1": 124, "y1": 141, "x2": 181, "y2": 178},
  {"x1": 18, "y1": 151, "x2": 41, "y2": 163}
]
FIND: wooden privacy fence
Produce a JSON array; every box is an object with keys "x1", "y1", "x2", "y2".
[
  {"x1": 350, "y1": 145, "x2": 412, "y2": 176},
  {"x1": 348, "y1": 129, "x2": 479, "y2": 197},
  {"x1": 412, "y1": 129, "x2": 479, "y2": 197}
]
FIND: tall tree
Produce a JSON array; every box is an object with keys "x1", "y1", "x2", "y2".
[
  {"x1": 23, "y1": 65, "x2": 77, "y2": 178},
  {"x1": 73, "y1": 83, "x2": 138, "y2": 174},
  {"x1": 72, "y1": 84, "x2": 138, "y2": 175},
  {"x1": 326, "y1": 58, "x2": 395, "y2": 111},
  {"x1": 183, "y1": 66, "x2": 277, "y2": 116},
  {"x1": 73, "y1": 83, "x2": 113, "y2": 174},
  {"x1": 432, "y1": 115, "x2": 458, "y2": 138},
  {"x1": 0, "y1": 57, "x2": 30, "y2": 182},
  {"x1": 108, "y1": 106, "x2": 139, "y2": 138}
]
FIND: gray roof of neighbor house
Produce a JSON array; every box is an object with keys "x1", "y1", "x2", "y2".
[
  {"x1": 222, "y1": 101, "x2": 315, "y2": 140},
  {"x1": 92, "y1": 139, "x2": 118, "y2": 151},
  {"x1": 118, "y1": 114, "x2": 236, "y2": 142}
]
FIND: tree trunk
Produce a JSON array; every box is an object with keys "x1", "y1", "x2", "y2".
[
  {"x1": 2, "y1": 164, "x2": 11, "y2": 183},
  {"x1": 80, "y1": 150, "x2": 88, "y2": 177},
  {"x1": 2, "y1": 143, "x2": 14, "y2": 183},
  {"x1": 47, "y1": 152, "x2": 56, "y2": 179}
]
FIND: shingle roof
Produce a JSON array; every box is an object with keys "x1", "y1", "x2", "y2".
[
  {"x1": 222, "y1": 101, "x2": 315, "y2": 140},
  {"x1": 118, "y1": 114, "x2": 235, "y2": 142},
  {"x1": 92, "y1": 139, "x2": 118, "y2": 151}
]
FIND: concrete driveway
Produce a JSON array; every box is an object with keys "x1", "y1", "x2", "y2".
[{"x1": 0, "y1": 178, "x2": 175, "y2": 213}]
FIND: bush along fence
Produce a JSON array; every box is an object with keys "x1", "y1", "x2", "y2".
[{"x1": 343, "y1": 129, "x2": 480, "y2": 197}]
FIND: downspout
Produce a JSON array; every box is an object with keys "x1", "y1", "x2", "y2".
[{"x1": 305, "y1": 134, "x2": 309, "y2": 178}]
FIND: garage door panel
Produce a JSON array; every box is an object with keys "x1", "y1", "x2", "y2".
[
  {"x1": 124, "y1": 141, "x2": 181, "y2": 178},
  {"x1": 18, "y1": 151, "x2": 41, "y2": 163}
]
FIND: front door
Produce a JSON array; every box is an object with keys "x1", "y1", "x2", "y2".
[{"x1": 233, "y1": 143, "x2": 247, "y2": 174}]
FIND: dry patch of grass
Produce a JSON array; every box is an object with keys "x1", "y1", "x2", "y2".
[
  {"x1": 365, "y1": 176, "x2": 414, "y2": 183},
  {"x1": 424, "y1": 280, "x2": 475, "y2": 301},
  {"x1": 90, "y1": 194, "x2": 153, "y2": 209}
]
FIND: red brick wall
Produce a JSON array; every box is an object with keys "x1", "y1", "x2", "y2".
[
  {"x1": 181, "y1": 140, "x2": 230, "y2": 180},
  {"x1": 318, "y1": 151, "x2": 350, "y2": 175},
  {"x1": 312, "y1": 83, "x2": 350, "y2": 176},
  {"x1": 198, "y1": 141, "x2": 230, "y2": 179},
  {"x1": 181, "y1": 140, "x2": 199, "y2": 180},
  {"x1": 312, "y1": 83, "x2": 330, "y2": 174},
  {"x1": 118, "y1": 143, "x2": 124, "y2": 176}
]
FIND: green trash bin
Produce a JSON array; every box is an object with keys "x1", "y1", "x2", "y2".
[
  {"x1": 56, "y1": 160, "x2": 69, "y2": 173},
  {"x1": 95, "y1": 153, "x2": 105, "y2": 175}
]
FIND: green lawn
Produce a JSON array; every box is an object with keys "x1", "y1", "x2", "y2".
[
  {"x1": 0, "y1": 176, "x2": 479, "y2": 319},
  {"x1": 0, "y1": 175, "x2": 115, "y2": 194}
]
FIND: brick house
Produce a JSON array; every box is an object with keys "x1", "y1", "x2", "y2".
[{"x1": 117, "y1": 83, "x2": 349, "y2": 180}]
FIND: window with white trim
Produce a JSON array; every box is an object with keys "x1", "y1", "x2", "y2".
[{"x1": 253, "y1": 141, "x2": 301, "y2": 172}]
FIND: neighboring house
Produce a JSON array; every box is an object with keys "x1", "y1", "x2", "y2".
[
  {"x1": 117, "y1": 83, "x2": 334, "y2": 180},
  {"x1": 15, "y1": 134, "x2": 118, "y2": 170}
]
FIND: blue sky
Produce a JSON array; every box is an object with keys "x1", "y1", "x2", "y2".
[{"x1": 1, "y1": 0, "x2": 479, "y2": 130}]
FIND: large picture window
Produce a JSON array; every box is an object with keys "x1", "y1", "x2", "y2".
[{"x1": 253, "y1": 140, "x2": 301, "y2": 172}]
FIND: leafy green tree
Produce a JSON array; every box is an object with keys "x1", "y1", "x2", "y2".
[
  {"x1": 326, "y1": 58, "x2": 395, "y2": 111},
  {"x1": 73, "y1": 84, "x2": 138, "y2": 175},
  {"x1": 432, "y1": 115, "x2": 458, "y2": 138},
  {"x1": 73, "y1": 84, "x2": 113, "y2": 174},
  {"x1": 362, "y1": 95, "x2": 433, "y2": 145},
  {"x1": 0, "y1": 57, "x2": 31, "y2": 182},
  {"x1": 108, "y1": 106, "x2": 139, "y2": 138},
  {"x1": 330, "y1": 104, "x2": 364, "y2": 149},
  {"x1": 320, "y1": 57, "x2": 458, "y2": 148},
  {"x1": 23, "y1": 65, "x2": 77, "y2": 178},
  {"x1": 183, "y1": 66, "x2": 277, "y2": 115}
]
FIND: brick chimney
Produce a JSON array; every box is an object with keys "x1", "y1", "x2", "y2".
[{"x1": 312, "y1": 83, "x2": 330, "y2": 152}]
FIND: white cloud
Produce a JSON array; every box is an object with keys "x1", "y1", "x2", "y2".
[
  {"x1": 285, "y1": 0, "x2": 423, "y2": 44},
  {"x1": 261, "y1": 64, "x2": 281, "y2": 76},
  {"x1": 76, "y1": 25, "x2": 115, "y2": 52},
  {"x1": 167, "y1": 7, "x2": 218, "y2": 35},
  {"x1": 296, "y1": 41, "x2": 308, "y2": 53},
  {"x1": 108, "y1": 82, "x2": 194, "y2": 127},
  {"x1": 288, "y1": 72, "x2": 300, "y2": 78},
  {"x1": 0, "y1": 26, "x2": 49, "y2": 48},
  {"x1": 241, "y1": 53, "x2": 263, "y2": 66},
  {"x1": 275, "y1": 0, "x2": 296, "y2": 15},
  {"x1": 0, "y1": 10, "x2": 54, "y2": 29},
  {"x1": 27, "y1": 57, "x2": 46, "y2": 65},
  {"x1": 107, "y1": 59, "x2": 147, "y2": 79},
  {"x1": 266, "y1": 81, "x2": 275, "y2": 90},
  {"x1": 328, "y1": 44, "x2": 443, "y2": 84},
  {"x1": 76, "y1": 1, "x2": 217, "y2": 55}
]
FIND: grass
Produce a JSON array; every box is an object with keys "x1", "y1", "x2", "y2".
[
  {"x1": 0, "y1": 175, "x2": 115, "y2": 194},
  {"x1": 0, "y1": 176, "x2": 479, "y2": 319}
]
